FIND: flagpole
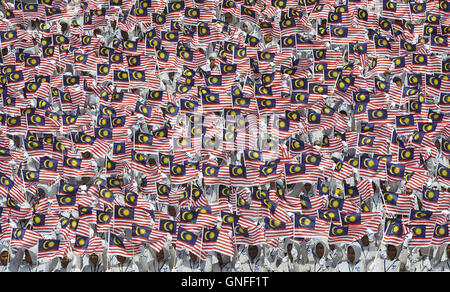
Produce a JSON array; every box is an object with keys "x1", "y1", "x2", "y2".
[
  {"x1": 106, "y1": 208, "x2": 114, "y2": 271},
  {"x1": 200, "y1": 227, "x2": 204, "y2": 260},
  {"x1": 371, "y1": 215, "x2": 391, "y2": 271},
  {"x1": 6, "y1": 225, "x2": 13, "y2": 271}
]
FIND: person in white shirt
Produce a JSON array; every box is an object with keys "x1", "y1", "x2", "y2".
[
  {"x1": 48, "y1": 253, "x2": 80, "y2": 272},
  {"x1": 276, "y1": 240, "x2": 301, "y2": 272},
  {"x1": 107, "y1": 255, "x2": 140, "y2": 272},
  {"x1": 335, "y1": 243, "x2": 366, "y2": 272},
  {"x1": 200, "y1": 52, "x2": 220, "y2": 74},
  {"x1": 408, "y1": 247, "x2": 434, "y2": 272},
  {"x1": 174, "y1": 251, "x2": 210, "y2": 272},
  {"x1": 358, "y1": 234, "x2": 378, "y2": 271},
  {"x1": 81, "y1": 252, "x2": 106, "y2": 272},
  {"x1": 328, "y1": 244, "x2": 344, "y2": 268},
  {"x1": 145, "y1": 246, "x2": 174, "y2": 272},
  {"x1": 260, "y1": 33, "x2": 279, "y2": 51},
  {"x1": 17, "y1": 248, "x2": 48, "y2": 272},
  {"x1": 433, "y1": 244, "x2": 450, "y2": 271},
  {"x1": 369, "y1": 244, "x2": 408, "y2": 272},
  {"x1": 298, "y1": 239, "x2": 333, "y2": 272},
  {"x1": 287, "y1": 182, "x2": 303, "y2": 198},
  {"x1": 159, "y1": 71, "x2": 179, "y2": 97},
  {"x1": 0, "y1": 244, "x2": 16, "y2": 272},
  {"x1": 209, "y1": 252, "x2": 234, "y2": 272},
  {"x1": 234, "y1": 245, "x2": 267, "y2": 272}
]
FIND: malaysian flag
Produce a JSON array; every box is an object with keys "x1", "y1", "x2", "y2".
[
  {"x1": 10, "y1": 228, "x2": 42, "y2": 251},
  {"x1": 294, "y1": 214, "x2": 330, "y2": 238}
]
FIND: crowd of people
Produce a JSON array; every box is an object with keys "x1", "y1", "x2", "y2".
[
  {"x1": 0, "y1": 0, "x2": 449, "y2": 272},
  {"x1": 1, "y1": 238, "x2": 450, "y2": 271}
]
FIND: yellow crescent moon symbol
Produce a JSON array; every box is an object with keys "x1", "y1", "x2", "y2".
[
  {"x1": 171, "y1": 165, "x2": 182, "y2": 175},
  {"x1": 269, "y1": 219, "x2": 280, "y2": 228},
  {"x1": 102, "y1": 213, "x2": 110, "y2": 223},
  {"x1": 100, "y1": 188, "x2": 112, "y2": 199},
  {"x1": 26, "y1": 171, "x2": 36, "y2": 180},
  {"x1": 77, "y1": 237, "x2": 86, "y2": 246},
  {"x1": 13, "y1": 229, "x2": 21, "y2": 239},
  {"x1": 100, "y1": 65, "x2": 109, "y2": 74},
  {"x1": 263, "y1": 198, "x2": 272, "y2": 209},
  {"x1": 331, "y1": 226, "x2": 339, "y2": 235},
  {"x1": 113, "y1": 236, "x2": 122, "y2": 246},
  {"x1": 63, "y1": 184, "x2": 74, "y2": 193},
  {"x1": 42, "y1": 240, "x2": 53, "y2": 250},
  {"x1": 358, "y1": 9, "x2": 367, "y2": 19},
  {"x1": 126, "y1": 192, "x2": 136, "y2": 203},
  {"x1": 223, "y1": 213, "x2": 232, "y2": 225},
  {"x1": 330, "y1": 198, "x2": 340, "y2": 208},
  {"x1": 204, "y1": 166, "x2": 213, "y2": 176},
  {"x1": 118, "y1": 207, "x2": 130, "y2": 217},
  {"x1": 389, "y1": 165, "x2": 398, "y2": 175},
  {"x1": 163, "y1": 222, "x2": 173, "y2": 232},
  {"x1": 434, "y1": 225, "x2": 441, "y2": 236},
  {"x1": 132, "y1": 71, "x2": 143, "y2": 80},
  {"x1": 414, "y1": 4, "x2": 422, "y2": 12},
  {"x1": 438, "y1": 166, "x2": 448, "y2": 177},
  {"x1": 298, "y1": 216, "x2": 306, "y2": 226},
  {"x1": 443, "y1": 140, "x2": 450, "y2": 151}
]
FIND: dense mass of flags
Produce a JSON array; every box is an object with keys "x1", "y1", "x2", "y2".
[{"x1": 0, "y1": 0, "x2": 449, "y2": 263}]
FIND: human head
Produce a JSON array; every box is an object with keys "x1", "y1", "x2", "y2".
[
  {"x1": 0, "y1": 250, "x2": 8, "y2": 266},
  {"x1": 393, "y1": 77, "x2": 402, "y2": 87},
  {"x1": 89, "y1": 253, "x2": 99, "y2": 265},
  {"x1": 216, "y1": 252, "x2": 223, "y2": 265},
  {"x1": 387, "y1": 245, "x2": 398, "y2": 260},
  {"x1": 13, "y1": 136, "x2": 21, "y2": 148},
  {"x1": 209, "y1": 56, "x2": 216, "y2": 69},
  {"x1": 116, "y1": 255, "x2": 127, "y2": 263},
  {"x1": 304, "y1": 183, "x2": 312, "y2": 193},
  {"x1": 168, "y1": 205, "x2": 177, "y2": 217},
  {"x1": 37, "y1": 187, "x2": 46, "y2": 198},
  {"x1": 60, "y1": 256, "x2": 70, "y2": 268},
  {"x1": 24, "y1": 250, "x2": 33, "y2": 265},
  {"x1": 81, "y1": 177, "x2": 91, "y2": 185},
  {"x1": 120, "y1": 30, "x2": 128, "y2": 40},
  {"x1": 314, "y1": 140, "x2": 322, "y2": 146},
  {"x1": 248, "y1": 245, "x2": 258, "y2": 260},
  {"x1": 189, "y1": 252, "x2": 198, "y2": 262},
  {"x1": 264, "y1": 33, "x2": 272, "y2": 44},
  {"x1": 168, "y1": 72, "x2": 175, "y2": 80},
  {"x1": 360, "y1": 234, "x2": 369, "y2": 247},
  {"x1": 60, "y1": 22, "x2": 68, "y2": 33},
  {"x1": 243, "y1": 22, "x2": 248, "y2": 33},
  {"x1": 347, "y1": 246, "x2": 355, "y2": 263},
  {"x1": 224, "y1": 13, "x2": 233, "y2": 24},
  {"x1": 287, "y1": 243, "x2": 293, "y2": 259},
  {"x1": 315, "y1": 242, "x2": 325, "y2": 258},
  {"x1": 81, "y1": 151, "x2": 92, "y2": 159},
  {"x1": 156, "y1": 248, "x2": 165, "y2": 262}
]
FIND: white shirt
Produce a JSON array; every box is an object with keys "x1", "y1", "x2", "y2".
[{"x1": 335, "y1": 260, "x2": 366, "y2": 272}]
